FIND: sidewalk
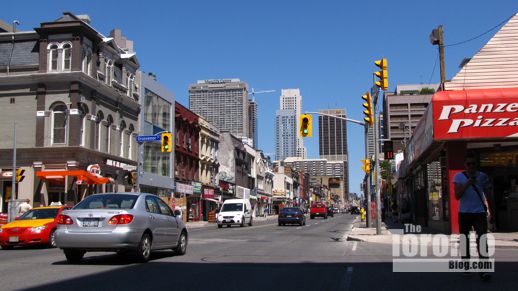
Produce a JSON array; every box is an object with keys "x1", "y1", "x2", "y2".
[
  {"x1": 347, "y1": 219, "x2": 518, "y2": 248},
  {"x1": 186, "y1": 214, "x2": 279, "y2": 229}
]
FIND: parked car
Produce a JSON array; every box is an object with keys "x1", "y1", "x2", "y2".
[
  {"x1": 310, "y1": 203, "x2": 328, "y2": 219},
  {"x1": 0, "y1": 205, "x2": 69, "y2": 249},
  {"x1": 278, "y1": 207, "x2": 306, "y2": 226},
  {"x1": 55, "y1": 193, "x2": 188, "y2": 263},
  {"x1": 216, "y1": 199, "x2": 253, "y2": 228}
]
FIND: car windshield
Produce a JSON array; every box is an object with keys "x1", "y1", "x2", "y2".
[
  {"x1": 281, "y1": 208, "x2": 300, "y2": 214},
  {"x1": 74, "y1": 194, "x2": 138, "y2": 210},
  {"x1": 221, "y1": 203, "x2": 243, "y2": 212},
  {"x1": 18, "y1": 208, "x2": 59, "y2": 220}
]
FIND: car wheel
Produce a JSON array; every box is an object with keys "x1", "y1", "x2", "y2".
[
  {"x1": 64, "y1": 249, "x2": 85, "y2": 263},
  {"x1": 278, "y1": 222, "x2": 281, "y2": 226},
  {"x1": 135, "y1": 233, "x2": 152, "y2": 262},
  {"x1": 173, "y1": 231, "x2": 188, "y2": 256},
  {"x1": 49, "y1": 229, "x2": 57, "y2": 248},
  {"x1": 310, "y1": 215, "x2": 314, "y2": 219},
  {"x1": 248, "y1": 217, "x2": 253, "y2": 227},
  {"x1": 299, "y1": 221, "x2": 303, "y2": 226},
  {"x1": 240, "y1": 220, "x2": 245, "y2": 227},
  {"x1": 226, "y1": 225, "x2": 231, "y2": 228},
  {"x1": 324, "y1": 215, "x2": 328, "y2": 219},
  {"x1": 218, "y1": 224, "x2": 223, "y2": 228}
]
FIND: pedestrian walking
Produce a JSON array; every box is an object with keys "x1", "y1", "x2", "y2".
[
  {"x1": 454, "y1": 152, "x2": 494, "y2": 281},
  {"x1": 17, "y1": 199, "x2": 32, "y2": 216}
]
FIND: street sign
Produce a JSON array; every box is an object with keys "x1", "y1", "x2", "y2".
[{"x1": 136, "y1": 135, "x2": 161, "y2": 142}]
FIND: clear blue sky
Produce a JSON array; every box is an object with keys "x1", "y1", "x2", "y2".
[{"x1": 3, "y1": 0, "x2": 517, "y2": 195}]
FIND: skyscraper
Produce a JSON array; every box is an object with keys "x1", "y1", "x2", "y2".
[
  {"x1": 189, "y1": 79, "x2": 249, "y2": 139},
  {"x1": 248, "y1": 100, "x2": 258, "y2": 148},
  {"x1": 279, "y1": 89, "x2": 306, "y2": 158},
  {"x1": 318, "y1": 109, "x2": 349, "y2": 194},
  {"x1": 275, "y1": 109, "x2": 297, "y2": 161}
]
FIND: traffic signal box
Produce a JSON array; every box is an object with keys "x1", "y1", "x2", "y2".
[
  {"x1": 361, "y1": 159, "x2": 371, "y2": 173},
  {"x1": 362, "y1": 92, "x2": 373, "y2": 126},
  {"x1": 161, "y1": 132, "x2": 172, "y2": 153},
  {"x1": 300, "y1": 114, "x2": 312, "y2": 137},
  {"x1": 16, "y1": 169, "x2": 25, "y2": 183},
  {"x1": 374, "y1": 58, "x2": 388, "y2": 91}
]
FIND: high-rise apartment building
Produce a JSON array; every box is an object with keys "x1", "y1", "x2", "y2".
[
  {"x1": 189, "y1": 79, "x2": 249, "y2": 139},
  {"x1": 275, "y1": 110, "x2": 297, "y2": 161},
  {"x1": 279, "y1": 89, "x2": 306, "y2": 158},
  {"x1": 248, "y1": 100, "x2": 257, "y2": 148},
  {"x1": 383, "y1": 84, "x2": 439, "y2": 153},
  {"x1": 318, "y1": 109, "x2": 349, "y2": 194}
]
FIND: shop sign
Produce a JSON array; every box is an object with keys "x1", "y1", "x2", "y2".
[
  {"x1": 192, "y1": 182, "x2": 202, "y2": 194},
  {"x1": 203, "y1": 188, "x2": 215, "y2": 199},
  {"x1": 433, "y1": 89, "x2": 518, "y2": 140},
  {"x1": 176, "y1": 182, "x2": 193, "y2": 195},
  {"x1": 272, "y1": 189, "x2": 285, "y2": 197}
]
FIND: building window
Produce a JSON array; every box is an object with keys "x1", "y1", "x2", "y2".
[
  {"x1": 78, "y1": 103, "x2": 89, "y2": 147},
  {"x1": 127, "y1": 124, "x2": 134, "y2": 159},
  {"x1": 105, "y1": 115, "x2": 113, "y2": 154},
  {"x1": 119, "y1": 121, "x2": 126, "y2": 158},
  {"x1": 95, "y1": 111, "x2": 104, "y2": 151},
  {"x1": 48, "y1": 44, "x2": 59, "y2": 71},
  {"x1": 62, "y1": 43, "x2": 72, "y2": 71},
  {"x1": 50, "y1": 103, "x2": 67, "y2": 144}
]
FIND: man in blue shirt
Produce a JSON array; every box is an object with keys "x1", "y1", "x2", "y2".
[{"x1": 453, "y1": 152, "x2": 494, "y2": 281}]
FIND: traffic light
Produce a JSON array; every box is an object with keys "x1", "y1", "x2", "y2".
[
  {"x1": 361, "y1": 159, "x2": 371, "y2": 173},
  {"x1": 374, "y1": 58, "x2": 388, "y2": 91},
  {"x1": 300, "y1": 114, "x2": 312, "y2": 137},
  {"x1": 362, "y1": 92, "x2": 373, "y2": 126},
  {"x1": 161, "y1": 132, "x2": 172, "y2": 153},
  {"x1": 15, "y1": 168, "x2": 25, "y2": 183},
  {"x1": 384, "y1": 140, "x2": 394, "y2": 160}
]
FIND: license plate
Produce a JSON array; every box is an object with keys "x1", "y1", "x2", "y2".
[
  {"x1": 286, "y1": 215, "x2": 292, "y2": 218},
  {"x1": 82, "y1": 218, "x2": 99, "y2": 227},
  {"x1": 9, "y1": 236, "x2": 19, "y2": 242}
]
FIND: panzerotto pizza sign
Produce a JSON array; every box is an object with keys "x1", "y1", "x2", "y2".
[{"x1": 433, "y1": 89, "x2": 518, "y2": 140}]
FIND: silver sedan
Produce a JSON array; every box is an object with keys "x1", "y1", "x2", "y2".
[{"x1": 55, "y1": 192, "x2": 188, "y2": 263}]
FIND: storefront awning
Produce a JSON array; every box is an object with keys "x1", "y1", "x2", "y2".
[{"x1": 36, "y1": 170, "x2": 110, "y2": 185}]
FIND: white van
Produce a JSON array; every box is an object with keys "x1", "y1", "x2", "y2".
[{"x1": 217, "y1": 199, "x2": 253, "y2": 228}]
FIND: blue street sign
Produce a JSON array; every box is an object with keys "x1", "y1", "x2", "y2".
[{"x1": 136, "y1": 135, "x2": 161, "y2": 142}]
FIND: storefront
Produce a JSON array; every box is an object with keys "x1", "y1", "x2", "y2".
[
  {"x1": 201, "y1": 186, "x2": 220, "y2": 222},
  {"x1": 404, "y1": 88, "x2": 518, "y2": 233}
]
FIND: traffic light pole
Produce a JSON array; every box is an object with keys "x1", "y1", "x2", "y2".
[
  {"x1": 8, "y1": 121, "x2": 17, "y2": 222},
  {"x1": 303, "y1": 111, "x2": 371, "y2": 226},
  {"x1": 373, "y1": 99, "x2": 382, "y2": 235},
  {"x1": 364, "y1": 126, "x2": 372, "y2": 228}
]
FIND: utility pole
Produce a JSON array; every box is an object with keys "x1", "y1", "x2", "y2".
[
  {"x1": 364, "y1": 126, "x2": 372, "y2": 228},
  {"x1": 430, "y1": 25, "x2": 446, "y2": 90},
  {"x1": 373, "y1": 100, "x2": 382, "y2": 235}
]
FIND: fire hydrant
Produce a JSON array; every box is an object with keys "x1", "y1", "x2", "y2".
[{"x1": 360, "y1": 207, "x2": 365, "y2": 222}]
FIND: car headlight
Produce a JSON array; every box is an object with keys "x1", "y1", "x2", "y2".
[{"x1": 29, "y1": 226, "x2": 47, "y2": 233}]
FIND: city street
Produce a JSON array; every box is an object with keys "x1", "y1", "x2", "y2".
[{"x1": 1, "y1": 214, "x2": 517, "y2": 291}]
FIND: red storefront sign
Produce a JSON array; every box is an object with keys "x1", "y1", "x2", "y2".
[
  {"x1": 433, "y1": 88, "x2": 518, "y2": 140},
  {"x1": 203, "y1": 188, "x2": 215, "y2": 199}
]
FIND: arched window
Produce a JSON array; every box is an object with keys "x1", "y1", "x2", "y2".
[
  {"x1": 78, "y1": 103, "x2": 89, "y2": 147},
  {"x1": 62, "y1": 43, "x2": 72, "y2": 71},
  {"x1": 82, "y1": 48, "x2": 92, "y2": 76},
  {"x1": 95, "y1": 111, "x2": 104, "y2": 151},
  {"x1": 105, "y1": 115, "x2": 113, "y2": 153},
  {"x1": 127, "y1": 124, "x2": 135, "y2": 159},
  {"x1": 119, "y1": 120, "x2": 126, "y2": 158},
  {"x1": 50, "y1": 103, "x2": 67, "y2": 144},
  {"x1": 48, "y1": 44, "x2": 59, "y2": 71}
]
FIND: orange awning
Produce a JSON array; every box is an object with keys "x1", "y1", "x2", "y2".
[{"x1": 36, "y1": 170, "x2": 110, "y2": 185}]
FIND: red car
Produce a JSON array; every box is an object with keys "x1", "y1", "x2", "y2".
[
  {"x1": 0, "y1": 206, "x2": 68, "y2": 249},
  {"x1": 310, "y1": 203, "x2": 328, "y2": 219}
]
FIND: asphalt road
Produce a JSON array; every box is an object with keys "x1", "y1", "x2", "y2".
[{"x1": 1, "y1": 214, "x2": 517, "y2": 291}]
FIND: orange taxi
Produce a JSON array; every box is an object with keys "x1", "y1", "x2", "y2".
[{"x1": 0, "y1": 206, "x2": 68, "y2": 249}]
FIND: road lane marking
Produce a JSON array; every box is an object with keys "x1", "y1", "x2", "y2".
[
  {"x1": 341, "y1": 266, "x2": 354, "y2": 290},
  {"x1": 352, "y1": 242, "x2": 358, "y2": 251}
]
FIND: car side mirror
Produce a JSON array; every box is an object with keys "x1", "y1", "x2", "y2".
[{"x1": 174, "y1": 210, "x2": 181, "y2": 216}]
